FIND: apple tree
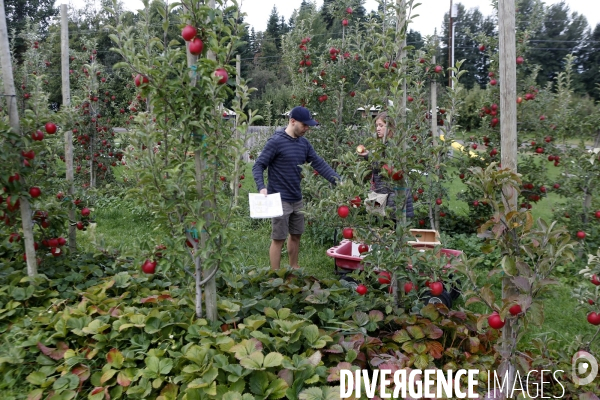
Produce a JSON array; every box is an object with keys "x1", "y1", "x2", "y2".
[{"x1": 106, "y1": 0, "x2": 258, "y2": 320}]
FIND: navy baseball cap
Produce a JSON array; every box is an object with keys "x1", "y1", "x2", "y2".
[{"x1": 289, "y1": 106, "x2": 318, "y2": 126}]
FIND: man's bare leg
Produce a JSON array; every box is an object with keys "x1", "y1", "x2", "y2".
[
  {"x1": 288, "y1": 234, "x2": 301, "y2": 269},
  {"x1": 269, "y1": 239, "x2": 285, "y2": 270}
]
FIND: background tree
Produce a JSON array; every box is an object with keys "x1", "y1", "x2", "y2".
[
  {"x1": 440, "y1": 3, "x2": 495, "y2": 89},
  {"x1": 3, "y1": 0, "x2": 58, "y2": 58}
]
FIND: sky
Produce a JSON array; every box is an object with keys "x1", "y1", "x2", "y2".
[{"x1": 59, "y1": 0, "x2": 600, "y2": 36}]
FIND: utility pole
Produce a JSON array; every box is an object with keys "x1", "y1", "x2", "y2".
[
  {"x1": 499, "y1": 0, "x2": 518, "y2": 396},
  {"x1": 449, "y1": 1, "x2": 458, "y2": 88},
  {"x1": 448, "y1": 0, "x2": 453, "y2": 88},
  {"x1": 61, "y1": 4, "x2": 76, "y2": 252}
]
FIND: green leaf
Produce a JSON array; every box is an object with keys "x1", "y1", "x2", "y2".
[
  {"x1": 240, "y1": 352, "x2": 264, "y2": 370},
  {"x1": 145, "y1": 317, "x2": 165, "y2": 334},
  {"x1": 53, "y1": 373, "x2": 79, "y2": 391},
  {"x1": 414, "y1": 354, "x2": 430, "y2": 369},
  {"x1": 159, "y1": 358, "x2": 173, "y2": 375},
  {"x1": 265, "y1": 378, "x2": 288, "y2": 399},
  {"x1": 263, "y1": 352, "x2": 283, "y2": 368},
  {"x1": 230, "y1": 339, "x2": 262, "y2": 360},
  {"x1": 303, "y1": 325, "x2": 319, "y2": 344},
  {"x1": 27, "y1": 371, "x2": 47, "y2": 386},
  {"x1": 351, "y1": 311, "x2": 369, "y2": 326},
  {"x1": 345, "y1": 349, "x2": 357, "y2": 363},
  {"x1": 406, "y1": 326, "x2": 425, "y2": 339},
  {"x1": 501, "y1": 255, "x2": 517, "y2": 276},
  {"x1": 27, "y1": 389, "x2": 44, "y2": 400},
  {"x1": 100, "y1": 369, "x2": 118, "y2": 384},
  {"x1": 392, "y1": 329, "x2": 411, "y2": 343},
  {"x1": 106, "y1": 348, "x2": 124, "y2": 369},
  {"x1": 249, "y1": 371, "x2": 269, "y2": 395}
]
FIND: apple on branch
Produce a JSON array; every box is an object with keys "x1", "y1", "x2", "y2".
[{"x1": 356, "y1": 145, "x2": 367, "y2": 155}]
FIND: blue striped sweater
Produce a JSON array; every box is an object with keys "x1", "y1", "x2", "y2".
[{"x1": 252, "y1": 129, "x2": 341, "y2": 202}]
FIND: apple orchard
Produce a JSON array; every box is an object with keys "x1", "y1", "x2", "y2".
[{"x1": 0, "y1": 0, "x2": 600, "y2": 399}]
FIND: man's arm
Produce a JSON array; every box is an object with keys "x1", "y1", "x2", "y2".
[
  {"x1": 306, "y1": 142, "x2": 341, "y2": 185},
  {"x1": 252, "y1": 138, "x2": 277, "y2": 192}
]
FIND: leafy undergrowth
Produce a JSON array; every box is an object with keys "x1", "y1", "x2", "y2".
[{"x1": 0, "y1": 255, "x2": 597, "y2": 400}]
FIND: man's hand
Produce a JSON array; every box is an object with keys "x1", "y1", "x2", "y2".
[{"x1": 260, "y1": 188, "x2": 268, "y2": 196}]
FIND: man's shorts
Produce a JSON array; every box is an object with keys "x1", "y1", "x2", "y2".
[{"x1": 271, "y1": 200, "x2": 304, "y2": 240}]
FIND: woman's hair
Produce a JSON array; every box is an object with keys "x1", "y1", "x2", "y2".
[{"x1": 374, "y1": 111, "x2": 394, "y2": 138}]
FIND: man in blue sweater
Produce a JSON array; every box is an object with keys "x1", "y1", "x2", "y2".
[{"x1": 252, "y1": 106, "x2": 341, "y2": 270}]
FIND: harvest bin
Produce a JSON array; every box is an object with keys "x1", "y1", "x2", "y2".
[
  {"x1": 326, "y1": 239, "x2": 461, "y2": 273},
  {"x1": 326, "y1": 229, "x2": 463, "y2": 307}
]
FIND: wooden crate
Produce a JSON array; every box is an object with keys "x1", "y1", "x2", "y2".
[{"x1": 407, "y1": 229, "x2": 441, "y2": 250}]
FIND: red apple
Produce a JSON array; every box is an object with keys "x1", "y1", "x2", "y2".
[
  {"x1": 342, "y1": 19, "x2": 348, "y2": 26},
  {"x1": 479, "y1": 44, "x2": 485, "y2": 52},
  {"x1": 29, "y1": 187, "x2": 41, "y2": 198},
  {"x1": 346, "y1": 6, "x2": 353, "y2": 13},
  {"x1": 134, "y1": 74, "x2": 149, "y2": 87},
  {"x1": 337, "y1": 205, "x2": 350, "y2": 218},
  {"x1": 587, "y1": 312, "x2": 600, "y2": 326},
  {"x1": 576, "y1": 231, "x2": 586, "y2": 240},
  {"x1": 188, "y1": 38, "x2": 203, "y2": 55},
  {"x1": 81, "y1": 207, "x2": 91, "y2": 217},
  {"x1": 490, "y1": 79, "x2": 497, "y2": 86},
  {"x1": 32, "y1": 130, "x2": 44, "y2": 141},
  {"x1": 358, "y1": 243, "x2": 369, "y2": 254},
  {"x1": 594, "y1": 211, "x2": 600, "y2": 219},
  {"x1": 142, "y1": 259, "x2": 157, "y2": 274},
  {"x1": 342, "y1": 227, "x2": 353, "y2": 240},
  {"x1": 215, "y1": 68, "x2": 228, "y2": 84},
  {"x1": 509, "y1": 304, "x2": 522, "y2": 316},
  {"x1": 553, "y1": 183, "x2": 560, "y2": 189},
  {"x1": 517, "y1": 97, "x2": 523, "y2": 104},
  {"x1": 350, "y1": 196, "x2": 361, "y2": 208},
  {"x1": 404, "y1": 282, "x2": 415, "y2": 293},
  {"x1": 429, "y1": 281, "x2": 443, "y2": 296},
  {"x1": 76, "y1": 221, "x2": 84, "y2": 230},
  {"x1": 356, "y1": 284, "x2": 367, "y2": 295},
  {"x1": 591, "y1": 275, "x2": 600, "y2": 286},
  {"x1": 488, "y1": 312, "x2": 505, "y2": 329},
  {"x1": 434, "y1": 65, "x2": 443, "y2": 73},
  {"x1": 378, "y1": 271, "x2": 391, "y2": 285},
  {"x1": 516, "y1": 56, "x2": 524, "y2": 64},
  {"x1": 45, "y1": 122, "x2": 57, "y2": 134},
  {"x1": 181, "y1": 25, "x2": 197, "y2": 41}
]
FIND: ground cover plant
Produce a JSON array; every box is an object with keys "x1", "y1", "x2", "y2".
[{"x1": 1, "y1": 0, "x2": 600, "y2": 398}]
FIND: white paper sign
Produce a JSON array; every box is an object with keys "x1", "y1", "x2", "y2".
[{"x1": 249, "y1": 193, "x2": 284, "y2": 219}]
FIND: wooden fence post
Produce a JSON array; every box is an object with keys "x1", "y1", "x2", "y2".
[
  {"x1": 0, "y1": 0, "x2": 38, "y2": 276},
  {"x1": 499, "y1": 0, "x2": 518, "y2": 396},
  {"x1": 61, "y1": 4, "x2": 76, "y2": 252}
]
